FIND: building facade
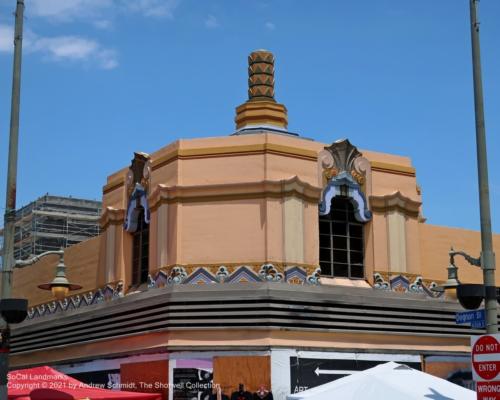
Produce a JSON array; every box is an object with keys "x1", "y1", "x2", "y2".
[
  {"x1": 0, "y1": 194, "x2": 101, "y2": 265},
  {"x1": 9, "y1": 50, "x2": 500, "y2": 399}
]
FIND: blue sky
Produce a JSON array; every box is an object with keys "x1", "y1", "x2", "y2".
[{"x1": 0, "y1": 0, "x2": 499, "y2": 233}]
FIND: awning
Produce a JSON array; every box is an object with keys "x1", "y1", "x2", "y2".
[{"x1": 287, "y1": 361, "x2": 476, "y2": 400}]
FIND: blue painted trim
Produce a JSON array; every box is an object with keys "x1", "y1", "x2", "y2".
[
  {"x1": 226, "y1": 266, "x2": 262, "y2": 283},
  {"x1": 124, "y1": 184, "x2": 150, "y2": 232},
  {"x1": 319, "y1": 172, "x2": 372, "y2": 222},
  {"x1": 184, "y1": 268, "x2": 218, "y2": 284}
]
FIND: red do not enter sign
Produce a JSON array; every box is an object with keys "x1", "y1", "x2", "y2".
[{"x1": 473, "y1": 335, "x2": 500, "y2": 381}]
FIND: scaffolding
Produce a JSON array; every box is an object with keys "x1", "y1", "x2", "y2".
[{"x1": 0, "y1": 194, "x2": 102, "y2": 264}]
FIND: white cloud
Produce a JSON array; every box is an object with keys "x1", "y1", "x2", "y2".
[
  {"x1": 205, "y1": 15, "x2": 219, "y2": 29},
  {"x1": 29, "y1": 0, "x2": 113, "y2": 21},
  {"x1": 0, "y1": 25, "x2": 13, "y2": 53},
  {"x1": 28, "y1": 0, "x2": 180, "y2": 22},
  {"x1": 0, "y1": 25, "x2": 117, "y2": 70},
  {"x1": 96, "y1": 49, "x2": 119, "y2": 69},
  {"x1": 124, "y1": 0, "x2": 180, "y2": 18},
  {"x1": 31, "y1": 36, "x2": 97, "y2": 59},
  {"x1": 1, "y1": 0, "x2": 181, "y2": 70},
  {"x1": 29, "y1": 35, "x2": 118, "y2": 69},
  {"x1": 93, "y1": 19, "x2": 113, "y2": 30},
  {"x1": 265, "y1": 22, "x2": 275, "y2": 30}
]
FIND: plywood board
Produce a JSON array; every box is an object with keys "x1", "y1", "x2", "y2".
[{"x1": 213, "y1": 356, "x2": 271, "y2": 396}]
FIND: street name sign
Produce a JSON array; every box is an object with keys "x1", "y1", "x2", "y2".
[
  {"x1": 457, "y1": 309, "x2": 486, "y2": 329},
  {"x1": 472, "y1": 334, "x2": 500, "y2": 400}
]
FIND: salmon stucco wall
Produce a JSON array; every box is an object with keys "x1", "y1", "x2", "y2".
[
  {"x1": 95, "y1": 132, "x2": 500, "y2": 290},
  {"x1": 180, "y1": 199, "x2": 267, "y2": 265},
  {"x1": 420, "y1": 223, "x2": 500, "y2": 284}
]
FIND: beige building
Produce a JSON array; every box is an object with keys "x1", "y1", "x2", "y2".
[{"x1": 9, "y1": 50, "x2": 500, "y2": 399}]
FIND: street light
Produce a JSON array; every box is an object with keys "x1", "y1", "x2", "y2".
[
  {"x1": 37, "y1": 251, "x2": 82, "y2": 300},
  {"x1": 0, "y1": 250, "x2": 81, "y2": 397},
  {"x1": 14, "y1": 250, "x2": 82, "y2": 300},
  {"x1": 435, "y1": 247, "x2": 499, "y2": 313},
  {"x1": 433, "y1": 249, "x2": 462, "y2": 300},
  {"x1": 0, "y1": 1, "x2": 83, "y2": 397}
]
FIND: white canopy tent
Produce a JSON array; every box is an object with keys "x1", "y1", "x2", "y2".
[{"x1": 287, "y1": 362, "x2": 476, "y2": 400}]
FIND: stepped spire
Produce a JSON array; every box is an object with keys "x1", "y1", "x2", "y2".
[{"x1": 235, "y1": 50, "x2": 288, "y2": 131}]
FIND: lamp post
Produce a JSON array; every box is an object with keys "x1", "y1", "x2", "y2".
[
  {"x1": 437, "y1": 248, "x2": 492, "y2": 311},
  {"x1": 0, "y1": 1, "x2": 83, "y2": 397},
  {"x1": 0, "y1": 250, "x2": 81, "y2": 398},
  {"x1": 437, "y1": 249, "x2": 462, "y2": 299},
  {"x1": 436, "y1": 247, "x2": 499, "y2": 322},
  {"x1": 1, "y1": 1, "x2": 26, "y2": 398},
  {"x1": 468, "y1": 0, "x2": 497, "y2": 334},
  {"x1": 2, "y1": 0, "x2": 24, "y2": 299}
]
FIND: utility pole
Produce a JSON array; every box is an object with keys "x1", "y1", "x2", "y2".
[
  {"x1": 0, "y1": 0, "x2": 25, "y2": 398},
  {"x1": 2, "y1": 0, "x2": 24, "y2": 298},
  {"x1": 469, "y1": 0, "x2": 497, "y2": 334}
]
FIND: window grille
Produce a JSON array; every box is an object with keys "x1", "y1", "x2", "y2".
[
  {"x1": 319, "y1": 196, "x2": 364, "y2": 279},
  {"x1": 132, "y1": 207, "x2": 149, "y2": 285}
]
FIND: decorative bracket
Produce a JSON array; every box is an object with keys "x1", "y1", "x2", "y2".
[
  {"x1": 319, "y1": 172, "x2": 372, "y2": 222},
  {"x1": 450, "y1": 247, "x2": 481, "y2": 268},
  {"x1": 124, "y1": 152, "x2": 151, "y2": 233},
  {"x1": 124, "y1": 184, "x2": 150, "y2": 232},
  {"x1": 318, "y1": 139, "x2": 372, "y2": 223}
]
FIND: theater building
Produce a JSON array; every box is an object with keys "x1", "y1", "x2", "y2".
[{"x1": 9, "y1": 50, "x2": 500, "y2": 399}]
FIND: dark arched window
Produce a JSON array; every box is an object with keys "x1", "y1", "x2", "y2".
[
  {"x1": 132, "y1": 207, "x2": 149, "y2": 285},
  {"x1": 319, "y1": 196, "x2": 364, "y2": 279}
]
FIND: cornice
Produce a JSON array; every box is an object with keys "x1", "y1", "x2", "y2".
[
  {"x1": 370, "y1": 161, "x2": 416, "y2": 177},
  {"x1": 152, "y1": 143, "x2": 318, "y2": 171},
  {"x1": 370, "y1": 191, "x2": 421, "y2": 218},
  {"x1": 100, "y1": 207, "x2": 125, "y2": 229},
  {"x1": 149, "y1": 176, "x2": 322, "y2": 210},
  {"x1": 102, "y1": 146, "x2": 417, "y2": 196},
  {"x1": 102, "y1": 176, "x2": 125, "y2": 195}
]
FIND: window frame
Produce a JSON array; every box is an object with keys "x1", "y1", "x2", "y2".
[
  {"x1": 319, "y1": 196, "x2": 365, "y2": 279},
  {"x1": 131, "y1": 207, "x2": 150, "y2": 285}
]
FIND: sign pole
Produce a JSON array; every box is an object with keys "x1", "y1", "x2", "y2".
[{"x1": 469, "y1": 0, "x2": 497, "y2": 334}]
